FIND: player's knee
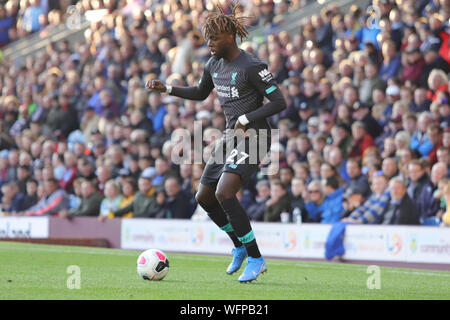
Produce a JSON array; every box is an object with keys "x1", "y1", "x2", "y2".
[
  {"x1": 195, "y1": 190, "x2": 215, "y2": 209},
  {"x1": 215, "y1": 188, "x2": 234, "y2": 203},
  {"x1": 195, "y1": 191, "x2": 207, "y2": 207}
]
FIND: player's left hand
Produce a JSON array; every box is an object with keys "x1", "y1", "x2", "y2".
[{"x1": 234, "y1": 120, "x2": 249, "y2": 138}]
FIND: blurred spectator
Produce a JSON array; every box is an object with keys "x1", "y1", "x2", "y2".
[
  {"x1": 420, "y1": 44, "x2": 450, "y2": 88},
  {"x1": 264, "y1": 179, "x2": 291, "y2": 222},
  {"x1": 330, "y1": 123, "x2": 352, "y2": 158},
  {"x1": 113, "y1": 168, "x2": 157, "y2": 218},
  {"x1": 279, "y1": 166, "x2": 294, "y2": 190},
  {"x1": 410, "y1": 88, "x2": 431, "y2": 113},
  {"x1": 426, "y1": 124, "x2": 443, "y2": 164},
  {"x1": 342, "y1": 172, "x2": 390, "y2": 224},
  {"x1": 0, "y1": 181, "x2": 25, "y2": 213},
  {"x1": 99, "y1": 179, "x2": 123, "y2": 222},
  {"x1": 23, "y1": 178, "x2": 69, "y2": 216},
  {"x1": 0, "y1": 149, "x2": 14, "y2": 188},
  {"x1": 153, "y1": 157, "x2": 175, "y2": 187},
  {"x1": 16, "y1": 164, "x2": 31, "y2": 194},
  {"x1": 22, "y1": 0, "x2": 46, "y2": 34},
  {"x1": 379, "y1": 40, "x2": 402, "y2": 82},
  {"x1": 407, "y1": 159, "x2": 440, "y2": 222},
  {"x1": 164, "y1": 176, "x2": 194, "y2": 219},
  {"x1": 22, "y1": 178, "x2": 38, "y2": 210},
  {"x1": 401, "y1": 48, "x2": 425, "y2": 83},
  {"x1": 304, "y1": 179, "x2": 325, "y2": 222},
  {"x1": 341, "y1": 186, "x2": 365, "y2": 219},
  {"x1": 247, "y1": 180, "x2": 271, "y2": 222},
  {"x1": 343, "y1": 157, "x2": 371, "y2": 198},
  {"x1": 119, "y1": 178, "x2": 137, "y2": 218},
  {"x1": 382, "y1": 157, "x2": 399, "y2": 180},
  {"x1": 290, "y1": 177, "x2": 308, "y2": 221},
  {"x1": 96, "y1": 165, "x2": 111, "y2": 195},
  {"x1": 352, "y1": 101, "x2": 382, "y2": 138},
  {"x1": 0, "y1": 5, "x2": 13, "y2": 47},
  {"x1": 60, "y1": 151, "x2": 77, "y2": 191},
  {"x1": 319, "y1": 176, "x2": 344, "y2": 224},
  {"x1": 442, "y1": 181, "x2": 450, "y2": 227},
  {"x1": 65, "y1": 179, "x2": 103, "y2": 219},
  {"x1": 359, "y1": 62, "x2": 386, "y2": 106},
  {"x1": 427, "y1": 69, "x2": 448, "y2": 102},
  {"x1": 380, "y1": 177, "x2": 420, "y2": 225},
  {"x1": 349, "y1": 121, "x2": 374, "y2": 158}
]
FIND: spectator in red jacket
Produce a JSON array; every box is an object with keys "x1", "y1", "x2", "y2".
[
  {"x1": 401, "y1": 48, "x2": 425, "y2": 83},
  {"x1": 22, "y1": 178, "x2": 69, "y2": 216},
  {"x1": 427, "y1": 69, "x2": 448, "y2": 102},
  {"x1": 59, "y1": 151, "x2": 77, "y2": 192},
  {"x1": 349, "y1": 121, "x2": 374, "y2": 158}
]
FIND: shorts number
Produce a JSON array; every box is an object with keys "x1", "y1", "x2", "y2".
[{"x1": 226, "y1": 149, "x2": 249, "y2": 165}]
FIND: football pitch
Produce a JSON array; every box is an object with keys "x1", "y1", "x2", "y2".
[{"x1": 0, "y1": 242, "x2": 449, "y2": 300}]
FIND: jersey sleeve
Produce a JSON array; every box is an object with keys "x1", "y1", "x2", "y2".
[
  {"x1": 244, "y1": 64, "x2": 286, "y2": 123},
  {"x1": 171, "y1": 59, "x2": 214, "y2": 100},
  {"x1": 247, "y1": 63, "x2": 279, "y2": 97}
]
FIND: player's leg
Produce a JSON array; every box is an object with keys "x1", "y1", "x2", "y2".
[
  {"x1": 196, "y1": 182, "x2": 247, "y2": 274},
  {"x1": 215, "y1": 172, "x2": 267, "y2": 282},
  {"x1": 195, "y1": 183, "x2": 243, "y2": 248}
]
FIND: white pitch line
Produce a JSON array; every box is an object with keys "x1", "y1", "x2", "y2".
[{"x1": 0, "y1": 244, "x2": 449, "y2": 277}]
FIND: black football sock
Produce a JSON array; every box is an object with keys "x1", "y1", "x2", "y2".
[
  {"x1": 219, "y1": 196, "x2": 261, "y2": 258},
  {"x1": 199, "y1": 199, "x2": 243, "y2": 248}
]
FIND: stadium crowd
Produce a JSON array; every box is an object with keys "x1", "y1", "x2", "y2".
[{"x1": 0, "y1": 0, "x2": 449, "y2": 227}]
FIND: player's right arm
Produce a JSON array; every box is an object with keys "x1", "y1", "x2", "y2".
[{"x1": 145, "y1": 62, "x2": 214, "y2": 101}]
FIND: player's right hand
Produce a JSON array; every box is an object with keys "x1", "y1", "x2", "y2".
[{"x1": 145, "y1": 79, "x2": 166, "y2": 92}]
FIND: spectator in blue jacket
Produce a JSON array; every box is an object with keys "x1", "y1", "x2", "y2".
[
  {"x1": 406, "y1": 159, "x2": 440, "y2": 222},
  {"x1": 0, "y1": 5, "x2": 13, "y2": 47},
  {"x1": 355, "y1": 15, "x2": 381, "y2": 50},
  {"x1": 22, "y1": 0, "x2": 45, "y2": 33},
  {"x1": 147, "y1": 91, "x2": 166, "y2": 133},
  {"x1": 305, "y1": 180, "x2": 325, "y2": 222},
  {"x1": 379, "y1": 40, "x2": 402, "y2": 81},
  {"x1": 320, "y1": 176, "x2": 344, "y2": 224},
  {"x1": 0, "y1": 181, "x2": 25, "y2": 213}
]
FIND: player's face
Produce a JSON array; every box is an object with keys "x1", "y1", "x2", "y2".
[{"x1": 207, "y1": 32, "x2": 233, "y2": 59}]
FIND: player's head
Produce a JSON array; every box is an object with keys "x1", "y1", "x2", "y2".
[{"x1": 202, "y1": 0, "x2": 249, "y2": 59}]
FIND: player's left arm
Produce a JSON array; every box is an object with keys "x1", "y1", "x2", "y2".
[{"x1": 237, "y1": 64, "x2": 287, "y2": 126}]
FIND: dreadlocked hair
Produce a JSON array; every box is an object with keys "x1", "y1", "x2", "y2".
[{"x1": 202, "y1": 0, "x2": 251, "y2": 42}]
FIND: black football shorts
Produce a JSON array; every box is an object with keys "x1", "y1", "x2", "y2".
[{"x1": 200, "y1": 130, "x2": 271, "y2": 187}]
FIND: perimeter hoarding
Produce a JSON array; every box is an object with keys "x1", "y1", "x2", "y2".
[
  {"x1": 0, "y1": 217, "x2": 49, "y2": 238},
  {"x1": 121, "y1": 219, "x2": 450, "y2": 264}
]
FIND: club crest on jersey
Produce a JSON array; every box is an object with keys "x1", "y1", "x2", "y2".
[
  {"x1": 258, "y1": 68, "x2": 273, "y2": 82},
  {"x1": 231, "y1": 72, "x2": 237, "y2": 85}
]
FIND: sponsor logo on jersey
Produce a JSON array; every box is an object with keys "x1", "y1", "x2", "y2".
[
  {"x1": 231, "y1": 87, "x2": 239, "y2": 98},
  {"x1": 258, "y1": 68, "x2": 273, "y2": 82}
]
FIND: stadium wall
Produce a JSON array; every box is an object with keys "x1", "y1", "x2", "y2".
[{"x1": 1, "y1": 217, "x2": 449, "y2": 267}]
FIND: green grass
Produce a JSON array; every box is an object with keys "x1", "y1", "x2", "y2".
[{"x1": 0, "y1": 242, "x2": 449, "y2": 300}]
